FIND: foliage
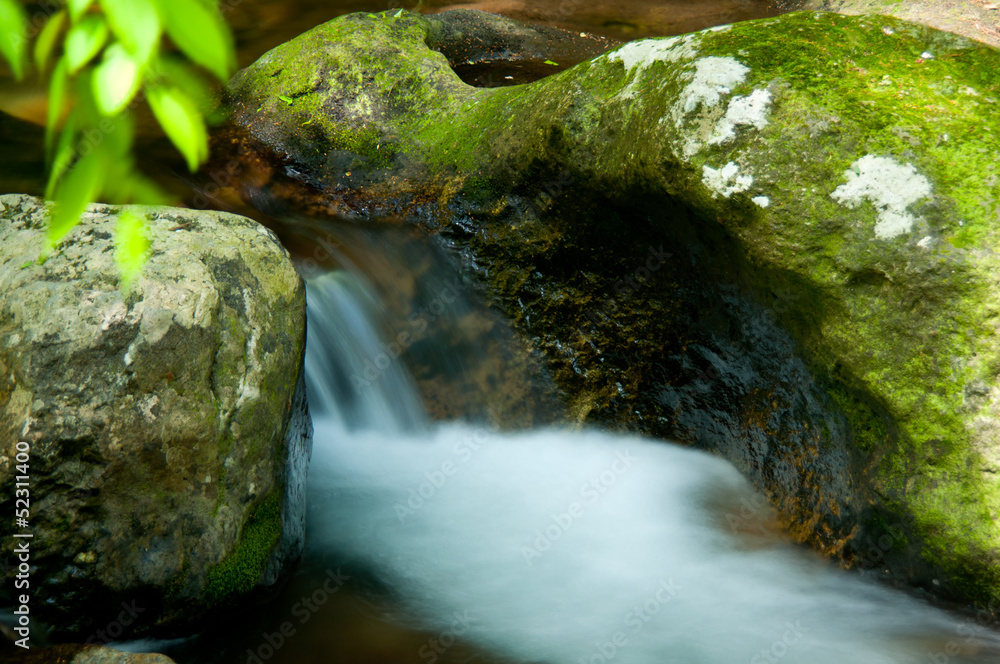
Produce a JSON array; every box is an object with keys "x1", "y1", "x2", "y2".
[{"x1": 0, "y1": 0, "x2": 236, "y2": 287}]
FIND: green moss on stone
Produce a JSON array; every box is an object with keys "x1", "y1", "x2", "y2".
[{"x1": 204, "y1": 488, "x2": 282, "y2": 602}]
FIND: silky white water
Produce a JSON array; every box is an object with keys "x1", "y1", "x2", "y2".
[{"x1": 304, "y1": 271, "x2": 1000, "y2": 664}]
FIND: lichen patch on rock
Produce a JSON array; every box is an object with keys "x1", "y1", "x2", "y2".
[
  {"x1": 702, "y1": 161, "x2": 755, "y2": 198},
  {"x1": 606, "y1": 34, "x2": 701, "y2": 72},
  {"x1": 677, "y1": 56, "x2": 750, "y2": 119},
  {"x1": 709, "y1": 88, "x2": 773, "y2": 146},
  {"x1": 829, "y1": 155, "x2": 933, "y2": 239}
]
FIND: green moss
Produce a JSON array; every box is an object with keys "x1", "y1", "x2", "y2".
[
  {"x1": 204, "y1": 488, "x2": 282, "y2": 602},
  {"x1": 826, "y1": 383, "x2": 889, "y2": 453}
]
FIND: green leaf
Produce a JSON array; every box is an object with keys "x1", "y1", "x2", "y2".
[
  {"x1": 101, "y1": 111, "x2": 135, "y2": 159},
  {"x1": 45, "y1": 57, "x2": 70, "y2": 155},
  {"x1": 155, "y1": 0, "x2": 234, "y2": 81},
  {"x1": 543, "y1": 60, "x2": 559, "y2": 66},
  {"x1": 151, "y1": 55, "x2": 217, "y2": 115},
  {"x1": 0, "y1": 0, "x2": 28, "y2": 80},
  {"x1": 47, "y1": 114, "x2": 78, "y2": 198},
  {"x1": 34, "y1": 10, "x2": 66, "y2": 74},
  {"x1": 49, "y1": 150, "x2": 106, "y2": 246},
  {"x1": 93, "y1": 43, "x2": 140, "y2": 115},
  {"x1": 277, "y1": 95, "x2": 293, "y2": 105},
  {"x1": 146, "y1": 84, "x2": 208, "y2": 171},
  {"x1": 393, "y1": 9, "x2": 403, "y2": 17},
  {"x1": 65, "y1": 14, "x2": 109, "y2": 74},
  {"x1": 99, "y1": 0, "x2": 161, "y2": 65},
  {"x1": 103, "y1": 162, "x2": 167, "y2": 204},
  {"x1": 68, "y1": 0, "x2": 92, "y2": 23},
  {"x1": 115, "y1": 208, "x2": 150, "y2": 288}
]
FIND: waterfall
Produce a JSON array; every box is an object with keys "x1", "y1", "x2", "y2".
[
  {"x1": 304, "y1": 270, "x2": 428, "y2": 433},
  {"x1": 303, "y1": 271, "x2": 1000, "y2": 664}
]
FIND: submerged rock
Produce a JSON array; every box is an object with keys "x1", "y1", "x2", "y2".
[
  {"x1": 228, "y1": 9, "x2": 1000, "y2": 606},
  {"x1": 0, "y1": 195, "x2": 310, "y2": 637},
  {"x1": 2, "y1": 643, "x2": 176, "y2": 664}
]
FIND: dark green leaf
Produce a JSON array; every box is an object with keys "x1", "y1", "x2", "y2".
[
  {"x1": 46, "y1": 113, "x2": 78, "y2": 198},
  {"x1": 0, "y1": 0, "x2": 28, "y2": 79},
  {"x1": 65, "y1": 14, "x2": 109, "y2": 74},
  {"x1": 34, "y1": 10, "x2": 66, "y2": 74},
  {"x1": 49, "y1": 150, "x2": 106, "y2": 246},
  {"x1": 45, "y1": 57, "x2": 69, "y2": 155},
  {"x1": 101, "y1": 111, "x2": 135, "y2": 159}
]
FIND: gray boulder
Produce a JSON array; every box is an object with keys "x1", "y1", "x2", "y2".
[{"x1": 0, "y1": 194, "x2": 310, "y2": 638}]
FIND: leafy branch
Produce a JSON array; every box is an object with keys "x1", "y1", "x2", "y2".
[{"x1": 0, "y1": 0, "x2": 236, "y2": 286}]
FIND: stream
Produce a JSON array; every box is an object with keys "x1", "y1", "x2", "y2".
[
  {"x1": 156, "y1": 249, "x2": 1000, "y2": 664},
  {"x1": 5, "y1": 1, "x2": 1000, "y2": 663}
]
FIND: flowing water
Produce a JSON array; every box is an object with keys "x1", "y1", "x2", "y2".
[
  {"x1": 161, "y1": 261, "x2": 1000, "y2": 664},
  {"x1": 5, "y1": 1, "x2": 1000, "y2": 661}
]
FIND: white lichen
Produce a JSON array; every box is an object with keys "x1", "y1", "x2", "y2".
[
  {"x1": 830, "y1": 155, "x2": 932, "y2": 239},
  {"x1": 606, "y1": 34, "x2": 700, "y2": 72},
  {"x1": 708, "y1": 88, "x2": 773, "y2": 145},
  {"x1": 752, "y1": 196, "x2": 771, "y2": 208},
  {"x1": 677, "y1": 57, "x2": 750, "y2": 120},
  {"x1": 702, "y1": 162, "x2": 754, "y2": 198}
]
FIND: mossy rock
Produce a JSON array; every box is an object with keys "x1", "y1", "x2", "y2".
[
  {"x1": 229, "y1": 9, "x2": 1000, "y2": 606},
  {"x1": 0, "y1": 196, "x2": 311, "y2": 637}
]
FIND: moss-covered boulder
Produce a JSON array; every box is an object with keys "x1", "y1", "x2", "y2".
[
  {"x1": 0, "y1": 195, "x2": 310, "y2": 637},
  {"x1": 228, "y1": 9, "x2": 1000, "y2": 606},
  {"x1": 795, "y1": 0, "x2": 1000, "y2": 50}
]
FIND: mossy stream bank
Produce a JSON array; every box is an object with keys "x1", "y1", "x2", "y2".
[{"x1": 225, "y1": 8, "x2": 1000, "y2": 608}]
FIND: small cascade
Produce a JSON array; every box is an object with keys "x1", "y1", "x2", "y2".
[
  {"x1": 304, "y1": 270, "x2": 428, "y2": 433},
  {"x1": 299, "y1": 266, "x2": 1000, "y2": 664}
]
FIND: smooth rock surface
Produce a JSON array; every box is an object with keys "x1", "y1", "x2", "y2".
[{"x1": 0, "y1": 195, "x2": 309, "y2": 637}]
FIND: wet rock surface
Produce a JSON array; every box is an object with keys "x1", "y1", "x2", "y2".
[
  {"x1": 225, "y1": 8, "x2": 1000, "y2": 607},
  {"x1": 0, "y1": 195, "x2": 310, "y2": 638},
  {"x1": 2, "y1": 643, "x2": 176, "y2": 664}
]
